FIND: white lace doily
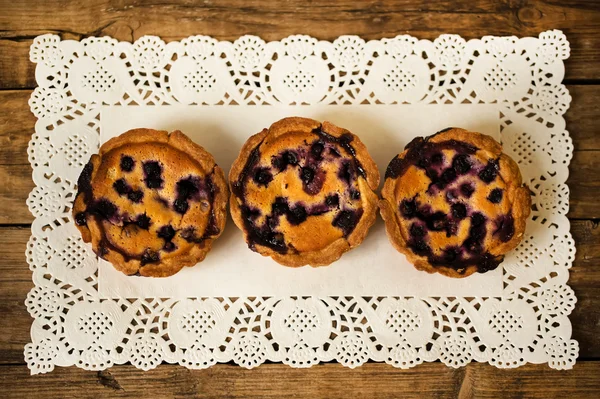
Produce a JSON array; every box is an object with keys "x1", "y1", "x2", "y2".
[{"x1": 25, "y1": 30, "x2": 577, "y2": 374}]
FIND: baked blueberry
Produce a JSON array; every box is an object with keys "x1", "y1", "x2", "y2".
[
  {"x1": 431, "y1": 152, "x2": 444, "y2": 164},
  {"x1": 300, "y1": 167, "x2": 315, "y2": 185},
  {"x1": 443, "y1": 247, "x2": 459, "y2": 263},
  {"x1": 272, "y1": 197, "x2": 290, "y2": 215},
  {"x1": 272, "y1": 150, "x2": 298, "y2": 171},
  {"x1": 254, "y1": 168, "x2": 273, "y2": 186},
  {"x1": 409, "y1": 239, "x2": 431, "y2": 256},
  {"x1": 338, "y1": 161, "x2": 353, "y2": 184},
  {"x1": 173, "y1": 198, "x2": 189, "y2": 214},
  {"x1": 143, "y1": 161, "x2": 163, "y2": 189},
  {"x1": 451, "y1": 203, "x2": 467, "y2": 219},
  {"x1": 72, "y1": 128, "x2": 228, "y2": 277},
  {"x1": 113, "y1": 178, "x2": 129, "y2": 195},
  {"x1": 452, "y1": 154, "x2": 471, "y2": 174},
  {"x1": 77, "y1": 162, "x2": 94, "y2": 192},
  {"x1": 464, "y1": 237, "x2": 483, "y2": 254},
  {"x1": 120, "y1": 155, "x2": 134, "y2": 172},
  {"x1": 311, "y1": 141, "x2": 325, "y2": 159},
  {"x1": 426, "y1": 211, "x2": 447, "y2": 231},
  {"x1": 479, "y1": 159, "x2": 499, "y2": 183},
  {"x1": 488, "y1": 188, "x2": 503, "y2": 204},
  {"x1": 332, "y1": 209, "x2": 363, "y2": 237},
  {"x1": 92, "y1": 199, "x2": 117, "y2": 220},
  {"x1": 460, "y1": 183, "x2": 475, "y2": 198},
  {"x1": 127, "y1": 190, "x2": 144, "y2": 203},
  {"x1": 140, "y1": 250, "x2": 160, "y2": 265},
  {"x1": 439, "y1": 168, "x2": 457, "y2": 187},
  {"x1": 380, "y1": 128, "x2": 531, "y2": 278},
  {"x1": 410, "y1": 223, "x2": 426, "y2": 238},
  {"x1": 400, "y1": 199, "x2": 417, "y2": 218},
  {"x1": 285, "y1": 151, "x2": 298, "y2": 165},
  {"x1": 446, "y1": 190, "x2": 458, "y2": 202},
  {"x1": 325, "y1": 194, "x2": 339, "y2": 207},
  {"x1": 157, "y1": 225, "x2": 176, "y2": 241},
  {"x1": 75, "y1": 212, "x2": 87, "y2": 226},
  {"x1": 471, "y1": 212, "x2": 486, "y2": 226},
  {"x1": 494, "y1": 214, "x2": 515, "y2": 242},
  {"x1": 177, "y1": 177, "x2": 200, "y2": 199},
  {"x1": 163, "y1": 242, "x2": 176, "y2": 252},
  {"x1": 136, "y1": 214, "x2": 151, "y2": 230},
  {"x1": 229, "y1": 117, "x2": 380, "y2": 267},
  {"x1": 287, "y1": 205, "x2": 308, "y2": 225}
]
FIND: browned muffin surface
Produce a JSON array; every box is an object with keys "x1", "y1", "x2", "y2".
[
  {"x1": 229, "y1": 117, "x2": 380, "y2": 267},
  {"x1": 73, "y1": 128, "x2": 228, "y2": 277},
  {"x1": 380, "y1": 128, "x2": 531, "y2": 278}
]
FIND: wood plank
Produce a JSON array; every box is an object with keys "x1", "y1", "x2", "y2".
[
  {"x1": 0, "y1": 40, "x2": 35, "y2": 90},
  {"x1": 0, "y1": 227, "x2": 33, "y2": 364},
  {"x1": 565, "y1": 85, "x2": 600, "y2": 152},
  {"x1": 569, "y1": 220, "x2": 600, "y2": 359},
  {"x1": 1, "y1": 0, "x2": 600, "y2": 89},
  {"x1": 566, "y1": 151, "x2": 600, "y2": 219},
  {"x1": 0, "y1": 227, "x2": 33, "y2": 299},
  {"x1": 0, "y1": 84, "x2": 597, "y2": 166},
  {"x1": 0, "y1": 91, "x2": 36, "y2": 165},
  {"x1": 0, "y1": 220, "x2": 598, "y2": 364},
  {"x1": 1, "y1": 0, "x2": 598, "y2": 393},
  {"x1": 0, "y1": 165, "x2": 33, "y2": 224},
  {"x1": 0, "y1": 361, "x2": 599, "y2": 399}
]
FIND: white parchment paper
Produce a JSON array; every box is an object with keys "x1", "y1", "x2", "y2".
[{"x1": 98, "y1": 104, "x2": 502, "y2": 298}]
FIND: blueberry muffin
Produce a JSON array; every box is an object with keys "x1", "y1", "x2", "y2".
[
  {"x1": 72, "y1": 128, "x2": 228, "y2": 277},
  {"x1": 380, "y1": 128, "x2": 531, "y2": 278},
  {"x1": 229, "y1": 117, "x2": 380, "y2": 267}
]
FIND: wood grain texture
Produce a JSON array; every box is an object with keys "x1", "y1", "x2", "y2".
[
  {"x1": 0, "y1": 165, "x2": 33, "y2": 224},
  {"x1": 566, "y1": 151, "x2": 600, "y2": 219},
  {"x1": 0, "y1": 40, "x2": 35, "y2": 90},
  {"x1": 0, "y1": 221, "x2": 598, "y2": 364},
  {"x1": 566, "y1": 85, "x2": 600, "y2": 152},
  {"x1": 0, "y1": 91, "x2": 36, "y2": 165},
  {"x1": 0, "y1": 0, "x2": 599, "y2": 393},
  {"x1": 569, "y1": 220, "x2": 600, "y2": 359},
  {"x1": 1, "y1": 0, "x2": 600, "y2": 89},
  {"x1": 0, "y1": 362, "x2": 599, "y2": 399}
]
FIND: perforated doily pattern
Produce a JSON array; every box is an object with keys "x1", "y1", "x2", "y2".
[{"x1": 25, "y1": 31, "x2": 576, "y2": 374}]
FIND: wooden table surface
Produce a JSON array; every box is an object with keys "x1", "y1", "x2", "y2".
[{"x1": 1, "y1": 1, "x2": 599, "y2": 397}]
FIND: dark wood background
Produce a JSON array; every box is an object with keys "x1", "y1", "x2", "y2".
[{"x1": 1, "y1": 1, "x2": 599, "y2": 397}]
